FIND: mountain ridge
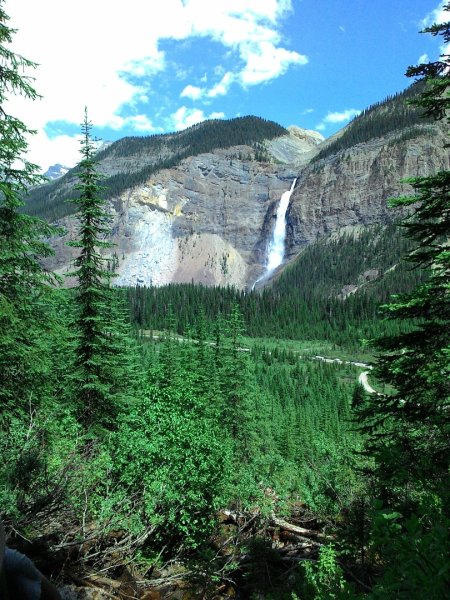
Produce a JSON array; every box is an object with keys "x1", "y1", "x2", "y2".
[
  {"x1": 26, "y1": 115, "x2": 289, "y2": 222},
  {"x1": 28, "y1": 83, "x2": 449, "y2": 290}
]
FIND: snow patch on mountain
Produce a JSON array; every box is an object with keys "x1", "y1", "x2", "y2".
[{"x1": 44, "y1": 164, "x2": 69, "y2": 180}]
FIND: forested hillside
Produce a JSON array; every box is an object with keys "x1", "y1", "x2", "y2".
[
  {"x1": 313, "y1": 80, "x2": 433, "y2": 162},
  {"x1": 1, "y1": 2, "x2": 449, "y2": 598},
  {"x1": 24, "y1": 116, "x2": 287, "y2": 222},
  {"x1": 128, "y1": 223, "x2": 426, "y2": 349}
]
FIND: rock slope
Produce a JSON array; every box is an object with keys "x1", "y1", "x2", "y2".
[
  {"x1": 286, "y1": 122, "x2": 449, "y2": 259},
  {"x1": 43, "y1": 113, "x2": 448, "y2": 291},
  {"x1": 47, "y1": 127, "x2": 316, "y2": 288}
]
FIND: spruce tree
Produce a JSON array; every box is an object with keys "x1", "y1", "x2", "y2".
[
  {"x1": 358, "y1": 8, "x2": 450, "y2": 498},
  {"x1": 352, "y1": 9, "x2": 450, "y2": 596},
  {"x1": 68, "y1": 110, "x2": 132, "y2": 430},
  {"x1": 0, "y1": 2, "x2": 74, "y2": 525},
  {"x1": 0, "y1": 2, "x2": 57, "y2": 418}
]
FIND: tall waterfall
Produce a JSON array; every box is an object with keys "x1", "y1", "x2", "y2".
[
  {"x1": 266, "y1": 178, "x2": 297, "y2": 273},
  {"x1": 252, "y1": 178, "x2": 297, "y2": 290}
]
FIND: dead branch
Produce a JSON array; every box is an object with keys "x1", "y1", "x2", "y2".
[{"x1": 269, "y1": 515, "x2": 332, "y2": 541}]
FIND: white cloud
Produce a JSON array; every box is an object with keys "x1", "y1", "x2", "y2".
[
  {"x1": 325, "y1": 109, "x2": 361, "y2": 123},
  {"x1": 316, "y1": 108, "x2": 361, "y2": 131},
  {"x1": 6, "y1": 3, "x2": 156, "y2": 122},
  {"x1": 420, "y1": 1, "x2": 450, "y2": 28},
  {"x1": 121, "y1": 115, "x2": 157, "y2": 132},
  {"x1": 240, "y1": 43, "x2": 307, "y2": 85},
  {"x1": 4, "y1": 0, "x2": 304, "y2": 167},
  {"x1": 27, "y1": 132, "x2": 83, "y2": 171},
  {"x1": 210, "y1": 112, "x2": 226, "y2": 120},
  {"x1": 183, "y1": 1, "x2": 306, "y2": 87},
  {"x1": 180, "y1": 85, "x2": 204, "y2": 100},
  {"x1": 418, "y1": 53, "x2": 430, "y2": 64},
  {"x1": 207, "y1": 72, "x2": 235, "y2": 97},
  {"x1": 170, "y1": 107, "x2": 225, "y2": 130},
  {"x1": 123, "y1": 52, "x2": 166, "y2": 77},
  {"x1": 23, "y1": 114, "x2": 157, "y2": 171},
  {"x1": 171, "y1": 107, "x2": 206, "y2": 130},
  {"x1": 421, "y1": 2, "x2": 450, "y2": 57}
]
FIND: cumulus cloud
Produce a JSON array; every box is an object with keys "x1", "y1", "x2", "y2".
[
  {"x1": 27, "y1": 132, "x2": 83, "y2": 171},
  {"x1": 5, "y1": 0, "x2": 305, "y2": 168},
  {"x1": 120, "y1": 115, "x2": 157, "y2": 132},
  {"x1": 316, "y1": 108, "x2": 361, "y2": 131},
  {"x1": 7, "y1": 0, "x2": 302, "y2": 119},
  {"x1": 170, "y1": 107, "x2": 225, "y2": 130},
  {"x1": 178, "y1": 2, "x2": 306, "y2": 94},
  {"x1": 324, "y1": 109, "x2": 361, "y2": 123},
  {"x1": 180, "y1": 85, "x2": 204, "y2": 100},
  {"x1": 418, "y1": 53, "x2": 430, "y2": 64},
  {"x1": 240, "y1": 43, "x2": 307, "y2": 85},
  {"x1": 420, "y1": 1, "x2": 450, "y2": 28},
  {"x1": 207, "y1": 72, "x2": 235, "y2": 97},
  {"x1": 421, "y1": 2, "x2": 450, "y2": 57}
]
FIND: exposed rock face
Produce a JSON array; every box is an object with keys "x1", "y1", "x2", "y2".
[
  {"x1": 47, "y1": 145, "x2": 301, "y2": 289},
  {"x1": 268, "y1": 126, "x2": 324, "y2": 165},
  {"x1": 44, "y1": 163, "x2": 69, "y2": 180},
  {"x1": 45, "y1": 119, "x2": 448, "y2": 291},
  {"x1": 285, "y1": 122, "x2": 449, "y2": 258},
  {"x1": 114, "y1": 149, "x2": 298, "y2": 288}
]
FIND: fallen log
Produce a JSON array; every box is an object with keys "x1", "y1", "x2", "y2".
[
  {"x1": 221, "y1": 509, "x2": 332, "y2": 545},
  {"x1": 270, "y1": 515, "x2": 331, "y2": 541}
]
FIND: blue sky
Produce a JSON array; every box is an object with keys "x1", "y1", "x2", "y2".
[{"x1": 5, "y1": 0, "x2": 449, "y2": 170}]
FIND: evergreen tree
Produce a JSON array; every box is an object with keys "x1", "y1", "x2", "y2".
[
  {"x1": 0, "y1": 2, "x2": 57, "y2": 418},
  {"x1": 358, "y1": 8, "x2": 450, "y2": 499},
  {"x1": 352, "y1": 9, "x2": 450, "y2": 596},
  {"x1": 0, "y1": 2, "x2": 75, "y2": 526},
  {"x1": 68, "y1": 110, "x2": 132, "y2": 430}
]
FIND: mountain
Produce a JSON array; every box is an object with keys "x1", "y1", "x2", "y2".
[
  {"x1": 29, "y1": 117, "x2": 321, "y2": 288},
  {"x1": 43, "y1": 163, "x2": 69, "y2": 180},
  {"x1": 26, "y1": 116, "x2": 289, "y2": 222},
  {"x1": 126, "y1": 222, "x2": 427, "y2": 347},
  {"x1": 26, "y1": 86, "x2": 448, "y2": 290},
  {"x1": 285, "y1": 83, "x2": 448, "y2": 261}
]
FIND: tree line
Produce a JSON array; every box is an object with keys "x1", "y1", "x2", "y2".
[
  {"x1": 127, "y1": 222, "x2": 427, "y2": 350},
  {"x1": 23, "y1": 116, "x2": 287, "y2": 222},
  {"x1": 1, "y1": 2, "x2": 449, "y2": 597},
  {"x1": 313, "y1": 80, "x2": 433, "y2": 163}
]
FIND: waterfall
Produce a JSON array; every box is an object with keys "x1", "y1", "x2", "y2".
[
  {"x1": 252, "y1": 178, "x2": 297, "y2": 290},
  {"x1": 267, "y1": 177, "x2": 296, "y2": 273}
]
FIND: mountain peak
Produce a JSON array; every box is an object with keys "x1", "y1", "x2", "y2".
[
  {"x1": 44, "y1": 163, "x2": 69, "y2": 180},
  {"x1": 287, "y1": 125, "x2": 324, "y2": 144}
]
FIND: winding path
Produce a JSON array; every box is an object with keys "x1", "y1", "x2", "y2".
[
  {"x1": 313, "y1": 356, "x2": 380, "y2": 395},
  {"x1": 358, "y1": 371, "x2": 379, "y2": 394},
  {"x1": 144, "y1": 331, "x2": 380, "y2": 394}
]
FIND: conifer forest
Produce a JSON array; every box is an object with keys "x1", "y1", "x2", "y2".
[{"x1": 0, "y1": 2, "x2": 449, "y2": 598}]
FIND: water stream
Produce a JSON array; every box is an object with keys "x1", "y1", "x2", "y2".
[
  {"x1": 266, "y1": 178, "x2": 297, "y2": 273},
  {"x1": 252, "y1": 178, "x2": 297, "y2": 289}
]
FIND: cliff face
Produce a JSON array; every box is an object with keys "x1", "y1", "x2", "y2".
[
  {"x1": 47, "y1": 130, "x2": 309, "y2": 288},
  {"x1": 112, "y1": 148, "x2": 297, "y2": 288},
  {"x1": 44, "y1": 117, "x2": 448, "y2": 291},
  {"x1": 285, "y1": 122, "x2": 449, "y2": 259}
]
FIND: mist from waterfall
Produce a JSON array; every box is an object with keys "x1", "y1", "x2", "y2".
[{"x1": 266, "y1": 178, "x2": 297, "y2": 273}]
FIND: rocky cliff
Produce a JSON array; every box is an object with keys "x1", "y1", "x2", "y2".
[
  {"x1": 285, "y1": 121, "x2": 449, "y2": 259},
  {"x1": 46, "y1": 126, "x2": 318, "y2": 289},
  {"x1": 39, "y1": 94, "x2": 448, "y2": 291}
]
